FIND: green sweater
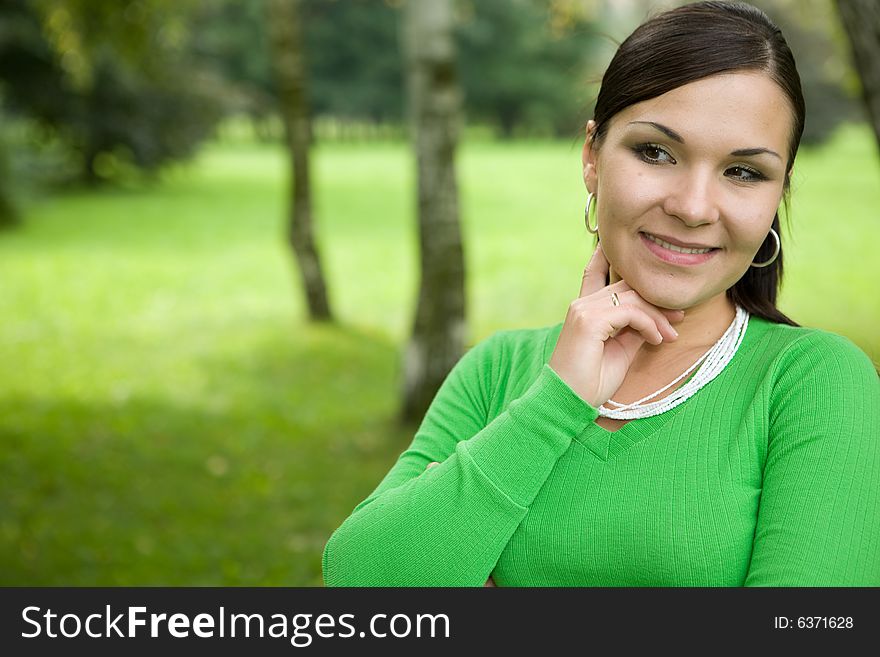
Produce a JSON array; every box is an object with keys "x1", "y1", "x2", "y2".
[{"x1": 322, "y1": 316, "x2": 880, "y2": 586}]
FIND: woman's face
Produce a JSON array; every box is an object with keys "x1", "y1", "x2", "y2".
[{"x1": 583, "y1": 71, "x2": 794, "y2": 312}]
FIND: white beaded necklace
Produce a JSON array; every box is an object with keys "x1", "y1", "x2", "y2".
[{"x1": 598, "y1": 303, "x2": 749, "y2": 419}]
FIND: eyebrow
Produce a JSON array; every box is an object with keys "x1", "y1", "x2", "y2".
[
  {"x1": 729, "y1": 147, "x2": 782, "y2": 160},
  {"x1": 627, "y1": 121, "x2": 782, "y2": 160}
]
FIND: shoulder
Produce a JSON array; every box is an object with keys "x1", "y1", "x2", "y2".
[
  {"x1": 467, "y1": 322, "x2": 561, "y2": 363},
  {"x1": 758, "y1": 321, "x2": 879, "y2": 386},
  {"x1": 755, "y1": 321, "x2": 880, "y2": 426},
  {"x1": 462, "y1": 323, "x2": 564, "y2": 409}
]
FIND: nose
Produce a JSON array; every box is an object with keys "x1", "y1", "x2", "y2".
[{"x1": 661, "y1": 167, "x2": 721, "y2": 226}]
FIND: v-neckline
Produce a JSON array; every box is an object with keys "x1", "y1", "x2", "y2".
[
  {"x1": 575, "y1": 400, "x2": 686, "y2": 461},
  {"x1": 541, "y1": 316, "x2": 762, "y2": 461}
]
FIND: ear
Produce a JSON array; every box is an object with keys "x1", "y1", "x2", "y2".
[{"x1": 581, "y1": 119, "x2": 599, "y2": 194}]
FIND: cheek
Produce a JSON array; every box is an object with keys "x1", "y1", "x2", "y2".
[
  {"x1": 597, "y1": 162, "x2": 658, "y2": 222},
  {"x1": 726, "y1": 198, "x2": 781, "y2": 252}
]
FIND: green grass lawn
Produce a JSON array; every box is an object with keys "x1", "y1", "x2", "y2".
[{"x1": 1, "y1": 124, "x2": 878, "y2": 585}]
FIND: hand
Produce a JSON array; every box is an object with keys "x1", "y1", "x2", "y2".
[
  {"x1": 548, "y1": 244, "x2": 685, "y2": 409},
  {"x1": 423, "y1": 461, "x2": 497, "y2": 587}
]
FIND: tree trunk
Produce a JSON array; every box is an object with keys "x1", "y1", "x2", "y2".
[
  {"x1": 267, "y1": 0, "x2": 332, "y2": 322},
  {"x1": 399, "y1": 0, "x2": 466, "y2": 424},
  {"x1": 836, "y1": 0, "x2": 880, "y2": 153},
  {"x1": 0, "y1": 143, "x2": 17, "y2": 229}
]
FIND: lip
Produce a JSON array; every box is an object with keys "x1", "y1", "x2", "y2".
[
  {"x1": 640, "y1": 231, "x2": 719, "y2": 266},
  {"x1": 642, "y1": 231, "x2": 717, "y2": 249}
]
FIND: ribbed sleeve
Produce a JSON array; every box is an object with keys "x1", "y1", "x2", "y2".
[
  {"x1": 744, "y1": 331, "x2": 880, "y2": 586},
  {"x1": 321, "y1": 333, "x2": 599, "y2": 586}
]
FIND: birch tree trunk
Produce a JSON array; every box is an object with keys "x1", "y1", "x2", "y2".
[
  {"x1": 267, "y1": 0, "x2": 332, "y2": 321},
  {"x1": 836, "y1": 0, "x2": 880, "y2": 154},
  {"x1": 400, "y1": 0, "x2": 466, "y2": 424}
]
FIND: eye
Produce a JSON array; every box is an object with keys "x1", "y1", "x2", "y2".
[
  {"x1": 632, "y1": 143, "x2": 676, "y2": 165},
  {"x1": 726, "y1": 165, "x2": 766, "y2": 183}
]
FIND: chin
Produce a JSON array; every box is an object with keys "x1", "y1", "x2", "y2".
[
  {"x1": 642, "y1": 294, "x2": 685, "y2": 311},
  {"x1": 630, "y1": 281, "x2": 693, "y2": 311},
  {"x1": 612, "y1": 262, "x2": 710, "y2": 311}
]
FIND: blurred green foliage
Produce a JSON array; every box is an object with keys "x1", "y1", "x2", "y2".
[
  {"x1": 0, "y1": 0, "x2": 223, "y2": 186},
  {"x1": 752, "y1": 0, "x2": 861, "y2": 144},
  {"x1": 456, "y1": 0, "x2": 599, "y2": 138},
  {"x1": 190, "y1": 0, "x2": 599, "y2": 138},
  {"x1": 0, "y1": 124, "x2": 877, "y2": 584}
]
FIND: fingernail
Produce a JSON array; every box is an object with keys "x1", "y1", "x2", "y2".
[{"x1": 671, "y1": 328, "x2": 679, "y2": 337}]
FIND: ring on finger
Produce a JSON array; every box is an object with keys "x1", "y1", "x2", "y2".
[{"x1": 611, "y1": 292, "x2": 620, "y2": 307}]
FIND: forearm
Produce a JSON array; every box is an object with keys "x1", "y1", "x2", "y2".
[
  {"x1": 322, "y1": 438, "x2": 531, "y2": 586},
  {"x1": 322, "y1": 364, "x2": 597, "y2": 586}
]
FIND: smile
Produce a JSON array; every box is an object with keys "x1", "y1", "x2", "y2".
[{"x1": 640, "y1": 232, "x2": 720, "y2": 265}]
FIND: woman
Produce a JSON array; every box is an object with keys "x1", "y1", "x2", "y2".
[{"x1": 322, "y1": 1, "x2": 880, "y2": 586}]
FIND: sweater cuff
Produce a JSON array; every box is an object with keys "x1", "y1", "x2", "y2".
[
  {"x1": 512, "y1": 362, "x2": 600, "y2": 431},
  {"x1": 460, "y1": 363, "x2": 599, "y2": 507}
]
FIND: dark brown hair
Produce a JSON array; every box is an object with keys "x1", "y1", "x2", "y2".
[{"x1": 591, "y1": 1, "x2": 805, "y2": 326}]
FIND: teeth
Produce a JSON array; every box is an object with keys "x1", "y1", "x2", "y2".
[{"x1": 644, "y1": 233, "x2": 714, "y2": 254}]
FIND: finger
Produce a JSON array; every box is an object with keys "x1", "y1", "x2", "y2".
[
  {"x1": 425, "y1": 461, "x2": 440, "y2": 470},
  {"x1": 579, "y1": 243, "x2": 610, "y2": 299},
  {"x1": 614, "y1": 289, "x2": 680, "y2": 340},
  {"x1": 611, "y1": 325, "x2": 651, "y2": 364},
  {"x1": 606, "y1": 305, "x2": 665, "y2": 346}
]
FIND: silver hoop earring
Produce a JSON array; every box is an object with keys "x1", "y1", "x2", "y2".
[
  {"x1": 585, "y1": 192, "x2": 598, "y2": 234},
  {"x1": 750, "y1": 227, "x2": 780, "y2": 268}
]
